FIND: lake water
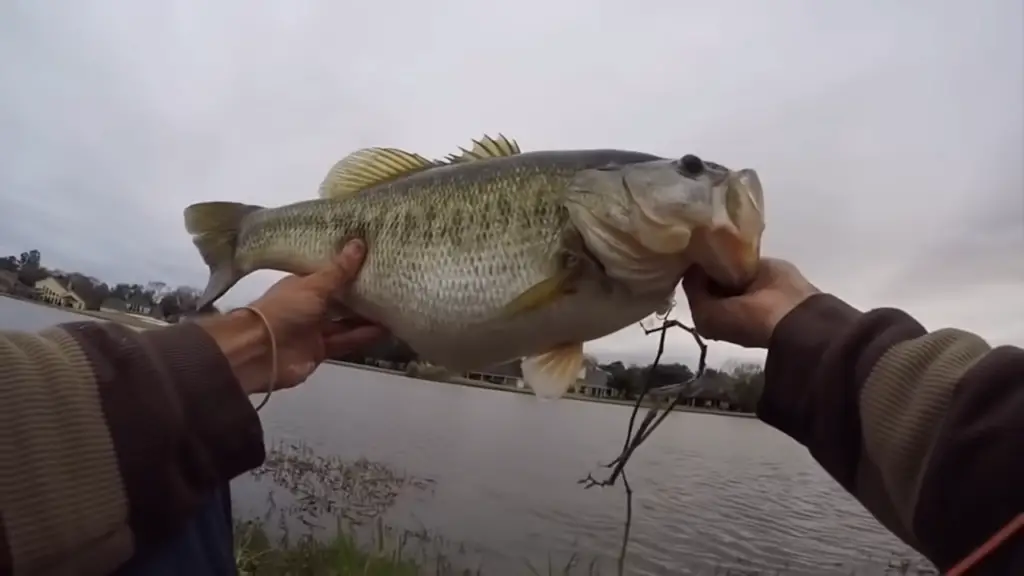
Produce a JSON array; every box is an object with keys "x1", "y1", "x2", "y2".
[{"x1": 2, "y1": 297, "x2": 934, "y2": 575}]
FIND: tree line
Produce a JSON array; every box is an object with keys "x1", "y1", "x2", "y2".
[
  {"x1": 1, "y1": 248, "x2": 218, "y2": 321},
  {"x1": 340, "y1": 336, "x2": 766, "y2": 412},
  {"x1": 599, "y1": 360, "x2": 765, "y2": 412}
]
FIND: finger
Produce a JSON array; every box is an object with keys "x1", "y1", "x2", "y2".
[
  {"x1": 328, "y1": 315, "x2": 378, "y2": 331},
  {"x1": 324, "y1": 325, "x2": 387, "y2": 358},
  {"x1": 321, "y1": 315, "x2": 380, "y2": 338},
  {"x1": 325, "y1": 299, "x2": 358, "y2": 321},
  {"x1": 306, "y1": 239, "x2": 365, "y2": 295}
]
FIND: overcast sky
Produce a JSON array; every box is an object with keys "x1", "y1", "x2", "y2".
[{"x1": 1, "y1": 0, "x2": 1021, "y2": 367}]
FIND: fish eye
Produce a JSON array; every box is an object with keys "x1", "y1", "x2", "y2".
[{"x1": 679, "y1": 154, "x2": 705, "y2": 176}]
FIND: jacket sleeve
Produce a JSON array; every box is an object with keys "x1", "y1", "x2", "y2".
[
  {"x1": 759, "y1": 294, "x2": 1024, "y2": 574},
  {"x1": 0, "y1": 320, "x2": 266, "y2": 576}
]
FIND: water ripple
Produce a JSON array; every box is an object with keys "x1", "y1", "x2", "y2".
[{"x1": 251, "y1": 364, "x2": 930, "y2": 575}]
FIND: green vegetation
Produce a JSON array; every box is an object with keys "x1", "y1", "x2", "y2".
[
  {"x1": 233, "y1": 518, "x2": 934, "y2": 576},
  {"x1": 234, "y1": 519, "x2": 442, "y2": 576},
  {"x1": 599, "y1": 360, "x2": 765, "y2": 411},
  {"x1": 233, "y1": 522, "x2": 935, "y2": 576},
  {"x1": 236, "y1": 442, "x2": 470, "y2": 575},
  {"x1": 234, "y1": 519, "x2": 417, "y2": 575}
]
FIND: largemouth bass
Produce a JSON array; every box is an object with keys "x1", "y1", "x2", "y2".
[{"x1": 184, "y1": 135, "x2": 765, "y2": 399}]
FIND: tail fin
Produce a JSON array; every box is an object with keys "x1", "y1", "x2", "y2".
[{"x1": 183, "y1": 201, "x2": 264, "y2": 309}]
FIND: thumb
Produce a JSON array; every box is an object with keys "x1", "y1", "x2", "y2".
[{"x1": 306, "y1": 239, "x2": 366, "y2": 295}]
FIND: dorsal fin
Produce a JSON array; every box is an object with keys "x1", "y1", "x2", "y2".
[
  {"x1": 319, "y1": 147, "x2": 441, "y2": 199},
  {"x1": 443, "y1": 134, "x2": 521, "y2": 164}
]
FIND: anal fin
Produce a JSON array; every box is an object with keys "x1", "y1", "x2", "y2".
[{"x1": 521, "y1": 343, "x2": 584, "y2": 400}]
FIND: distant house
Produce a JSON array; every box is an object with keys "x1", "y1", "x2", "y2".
[
  {"x1": 465, "y1": 360, "x2": 523, "y2": 387},
  {"x1": 578, "y1": 365, "x2": 619, "y2": 398},
  {"x1": 486, "y1": 360, "x2": 522, "y2": 378},
  {"x1": 676, "y1": 374, "x2": 736, "y2": 411},
  {"x1": 100, "y1": 297, "x2": 129, "y2": 314},
  {"x1": 679, "y1": 390, "x2": 734, "y2": 411},
  {"x1": 33, "y1": 276, "x2": 87, "y2": 311},
  {"x1": 462, "y1": 360, "x2": 618, "y2": 397},
  {"x1": 125, "y1": 295, "x2": 155, "y2": 316}
]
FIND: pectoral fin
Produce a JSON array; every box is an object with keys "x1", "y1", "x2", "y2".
[
  {"x1": 521, "y1": 343, "x2": 584, "y2": 400},
  {"x1": 499, "y1": 267, "x2": 577, "y2": 318}
]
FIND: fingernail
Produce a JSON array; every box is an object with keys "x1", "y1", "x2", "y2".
[{"x1": 341, "y1": 239, "x2": 364, "y2": 259}]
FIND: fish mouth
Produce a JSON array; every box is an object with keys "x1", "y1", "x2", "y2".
[
  {"x1": 696, "y1": 228, "x2": 761, "y2": 290},
  {"x1": 691, "y1": 169, "x2": 765, "y2": 291}
]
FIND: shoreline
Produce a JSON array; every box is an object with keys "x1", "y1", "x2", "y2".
[
  {"x1": 330, "y1": 359, "x2": 757, "y2": 418},
  {"x1": 0, "y1": 294, "x2": 172, "y2": 330},
  {"x1": 2, "y1": 294, "x2": 756, "y2": 419}
]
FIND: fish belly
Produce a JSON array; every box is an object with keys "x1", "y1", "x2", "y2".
[
  {"x1": 352, "y1": 260, "x2": 670, "y2": 372},
  {"x1": 419, "y1": 289, "x2": 667, "y2": 371}
]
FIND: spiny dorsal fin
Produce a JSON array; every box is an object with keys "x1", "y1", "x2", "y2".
[
  {"x1": 443, "y1": 134, "x2": 521, "y2": 164},
  {"x1": 319, "y1": 147, "x2": 441, "y2": 199}
]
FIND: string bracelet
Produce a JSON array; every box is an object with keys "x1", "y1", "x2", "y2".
[{"x1": 236, "y1": 305, "x2": 278, "y2": 412}]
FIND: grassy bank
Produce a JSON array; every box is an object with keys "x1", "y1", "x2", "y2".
[
  {"x1": 233, "y1": 522, "x2": 935, "y2": 576},
  {"x1": 234, "y1": 519, "x2": 413, "y2": 575},
  {"x1": 234, "y1": 520, "x2": 426, "y2": 576},
  {"x1": 233, "y1": 519, "x2": 934, "y2": 576}
]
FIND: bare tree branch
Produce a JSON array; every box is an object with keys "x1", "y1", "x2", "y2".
[{"x1": 578, "y1": 315, "x2": 709, "y2": 576}]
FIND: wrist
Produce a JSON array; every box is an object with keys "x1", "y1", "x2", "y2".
[
  {"x1": 198, "y1": 308, "x2": 273, "y2": 395},
  {"x1": 765, "y1": 286, "x2": 820, "y2": 336}
]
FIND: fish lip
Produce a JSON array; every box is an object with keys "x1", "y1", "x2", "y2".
[
  {"x1": 731, "y1": 168, "x2": 764, "y2": 216},
  {"x1": 689, "y1": 167, "x2": 765, "y2": 290},
  {"x1": 697, "y1": 228, "x2": 761, "y2": 289}
]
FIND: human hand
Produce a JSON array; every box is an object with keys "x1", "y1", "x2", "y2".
[
  {"x1": 682, "y1": 258, "x2": 819, "y2": 349},
  {"x1": 202, "y1": 239, "x2": 386, "y2": 395}
]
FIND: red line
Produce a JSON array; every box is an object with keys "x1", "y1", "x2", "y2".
[{"x1": 947, "y1": 512, "x2": 1024, "y2": 576}]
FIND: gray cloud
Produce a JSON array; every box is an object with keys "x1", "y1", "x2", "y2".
[{"x1": 1, "y1": 0, "x2": 1021, "y2": 366}]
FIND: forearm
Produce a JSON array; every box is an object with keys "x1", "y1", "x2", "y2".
[
  {"x1": 759, "y1": 294, "x2": 1024, "y2": 572},
  {"x1": 0, "y1": 320, "x2": 265, "y2": 575}
]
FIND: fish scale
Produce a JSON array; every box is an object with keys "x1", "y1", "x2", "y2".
[{"x1": 183, "y1": 134, "x2": 766, "y2": 399}]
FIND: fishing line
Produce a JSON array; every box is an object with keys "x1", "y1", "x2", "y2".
[{"x1": 579, "y1": 315, "x2": 709, "y2": 576}]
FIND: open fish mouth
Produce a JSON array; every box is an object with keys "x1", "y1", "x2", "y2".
[{"x1": 691, "y1": 168, "x2": 765, "y2": 290}]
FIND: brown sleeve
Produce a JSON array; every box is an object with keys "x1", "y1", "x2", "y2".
[
  {"x1": 0, "y1": 321, "x2": 266, "y2": 576},
  {"x1": 759, "y1": 293, "x2": 1024, "y2": 573}
]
